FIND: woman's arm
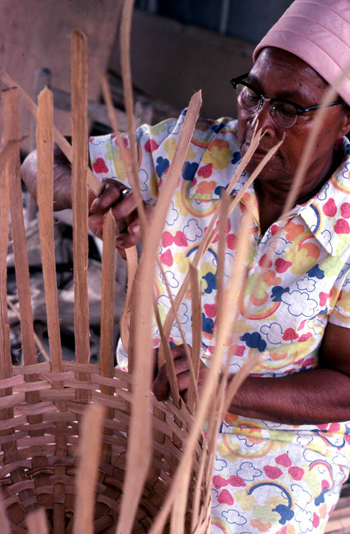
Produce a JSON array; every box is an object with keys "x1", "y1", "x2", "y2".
[
  {"x1": 153, "y1": 323, "x2": 350, "y2": 425},
  {"x1": 21, "y1": 145, "x2": 146, "y2": 249},
  {"x1": 229, "y1": 322, "x2": 350, "y2": 424},
  {"x1": 21, "y1": 143, "x2": 88, "y2": 211}
]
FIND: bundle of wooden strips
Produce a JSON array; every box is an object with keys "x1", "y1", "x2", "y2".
[
  {"x1": 1, "y1": 0, "x2": 342, "y2": 531},
  {"x1": 0, "y1": 1, "x2": 213, "y2": 530},
  {"x1": 0, "y1": 71, "x2": 211, "y2": 533},
  {"x1": 0, "y1": 77, "x2": 268, "y2": 534},
  {"x1": 0, "y1": 360, "x2": 212, "y2": 533}
]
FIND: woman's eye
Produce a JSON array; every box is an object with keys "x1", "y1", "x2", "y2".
[
  {"x1": 244, "y1": 89, "x2": 259, "y2": 102},
  {"x1": 277, "y1": 103, "x2": 296, "y2": 117}
]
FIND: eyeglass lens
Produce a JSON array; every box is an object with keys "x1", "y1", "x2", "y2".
[{"x1": 234, "y1": 84, "x2": 298, "y2": 128}]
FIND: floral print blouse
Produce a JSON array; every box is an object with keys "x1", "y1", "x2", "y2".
[{"x1": 89, "y1": 110, "x2": 350, "y2": 445}]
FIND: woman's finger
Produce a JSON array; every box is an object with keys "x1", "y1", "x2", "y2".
[
  {"x1": 116, "y1": 230, "x2": 141, "y2": 250},
  {"x1": 153, "y1": 355, "x2": 190, "y2": 401},
  {"x1": 111, "y1": 191, "x2": 138, "y2": 222},
  {"x1": 152, "y1": 363, "x2": 170, "y2": 401},
  {"x1": 89, "y1": 182, "x2": 123, "y2": 214},
  {"x1": 88, "y1": 212, "x2": 105, "y2": 240}
]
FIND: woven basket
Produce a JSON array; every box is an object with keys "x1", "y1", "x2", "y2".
[
  {"x1": 0, "y1": 361, "x2": 211, "y2": 533},
  {"x1": 0, "y1": 14, "x2": 213, "y2": 531}
]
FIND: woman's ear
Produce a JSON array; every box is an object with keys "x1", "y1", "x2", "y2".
[{"x1": 338, "y1": 105, "x2": 350, "y2": 138}]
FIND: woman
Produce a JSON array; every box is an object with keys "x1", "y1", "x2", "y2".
[{"x1": 22, "y1": 0, "x2": 350, "y2": 531}]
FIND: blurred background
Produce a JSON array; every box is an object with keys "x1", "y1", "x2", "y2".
[{"x1": 0, "y1": 0, "x2": 294, "y2": 152}]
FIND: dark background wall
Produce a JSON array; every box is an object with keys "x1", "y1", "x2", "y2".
[
  {"x1": 0, "y1": 0, "x2": 296, "y2": 143},
  {"x1": 135, "y1": 0, "x2": 293, "y2": 43},
  {"x1": 112, "y1": 1, "x2": 294, "y2": 120}
]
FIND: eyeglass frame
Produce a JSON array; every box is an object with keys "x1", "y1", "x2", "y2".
[{"x1": 230, "y1": 72, "x2": 344, "y2": 128}]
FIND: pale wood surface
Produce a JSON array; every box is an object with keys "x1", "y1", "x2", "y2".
[
  {"x1": 71, "y1": 31, "x2": 90, "y2": 366},
  {"x1": 0, "y1": 67, "x2": 101, "y2": 196},
  {"x1": 3, "y1": 87, "x2": 51, "y2": 522},
  {"x1": 36, "y1": 88, "x2": 63, "y2": 373},
  {"x1": 118, "y1": 88, "x2": 202, "y2": 533},
  {"x1": 0, "y1": 100, "x2": 12, "y2": 380},
  {"x1": 26, "y1": 508, "x2": 49, "y2": 534},
  {"x1": 36, "y1": 87, "x2": 67, "y2": 534},
  {"x1": 73, "y1": 404, "x2": 105, "y2": 534},
  {"x1": 100, "y1": 212, "x2": 117, "y2": 383},
  {"x1": 0, "y1": 490, "x2": 10, "y2": 534},
  {"x1": 0, "y1": 359, "x2": 209, "y2": 532},
  {"x1": 3, "y1": 88, "x2": 36, "y2": 367},
  {"x1": 0, "y1": 104, "x2": 25, "y2": 529}
]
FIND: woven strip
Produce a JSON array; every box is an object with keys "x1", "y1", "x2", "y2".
[{"x1": 0, "y1": 362, "x2": 209, "y2": 532}]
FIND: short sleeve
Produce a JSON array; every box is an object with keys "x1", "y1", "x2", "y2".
[
  {"x1": 89, "y1": 111, "x2": 240, "y2": 206},
  {"x1": 89, "y1": 114, "x2": 184, "y2": 205}
]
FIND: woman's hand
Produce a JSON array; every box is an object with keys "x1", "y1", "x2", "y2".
[
  {"x1": 152, "y1": 325, "x2": 350, "y2": 425},
  {"x1": 152, "y1": 344, "x2": 208, "y2": 402},
  {"x1": 22, "y1": 145, "x2": 151, "y2": 256},
  {"x1": 88, "y1": 181, "x2": 154, "y2": 256}
]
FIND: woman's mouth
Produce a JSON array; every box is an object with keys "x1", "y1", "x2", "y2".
[
  {"x1": 242, "y1": 141, "x2": 279, "y2": 163},
  {"x1": 251, "y1": 149, "x2": 269, "y2": 161}
]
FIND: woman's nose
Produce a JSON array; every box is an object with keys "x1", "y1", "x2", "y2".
[{"x1": 250, "y1": 101, "x2": 277, "y2": 136}]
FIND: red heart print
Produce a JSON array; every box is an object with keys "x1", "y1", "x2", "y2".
[
  {"x1": 323, "y1": 198, "x2": 337, "y2": 217},
  {"x1": 226, "y1": 234, "x2": 237, "y2": 250},
  {"x1": 174, "y1": 231, "x2": 188, "y2": 247},
  {"x1": 288, "y1": 466, "x2": 304, "y2": 480},
  {"x1": 282, "y1": 328, "x2": 298, "y2": 341},
  {"x1": 341, "y1": 202, "x2": 350, "y2": 219},
  {"x1": 217, "y1": 489, "x2": 234, "y2": 505},
  {"x1": 162, "y1": 231, "x2": 174, "y2": 248},
  {"x1": 92, "y1": 157, "x2": 108, "y2": 173},
  {"x1": 334, "y1": 218, "x2": 350, "y2": 234},
  {"x1": 228, "y1": 475, "x2": 246, "y2": 487},
  {"x1": 204, "y1": 304, "x2": 217, "y2": 318},
  {"x1": 275, "y1": 453, "x2": 292, "y2": 467},
  {"x1": 212, "y1": 475, "x2": 228, "y2": 489},
  {"x1": 144, "y1": 139, "x2": 159, "y2": 153},
  {"x1": 275, "y1": 258, "x2": 292, "y2": 273},
  {"x1": 198, "y1": 163, "x2": 213, "y2": 178},
  {"x1": 264, "y1": 466, "x2": 283, "y2": 479},
  {"x1": 160, "y1": 249, "x2": 173, "y2": 267}
]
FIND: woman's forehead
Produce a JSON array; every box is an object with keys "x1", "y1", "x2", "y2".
[
  {"x1": 250, "y1": 47, "x2": 328, "y2": 100},
  {"x1": 254, "y1": 48, "x2": 326, "y2": 83}
]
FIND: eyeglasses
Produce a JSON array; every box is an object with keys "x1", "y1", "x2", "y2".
[{"x1": 230, "y1": 73, "x2": 344, "y2": 129}]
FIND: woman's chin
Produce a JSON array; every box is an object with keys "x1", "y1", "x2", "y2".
[{"x1": 244, "y1": 156, "x2": 284, "y2": 181}]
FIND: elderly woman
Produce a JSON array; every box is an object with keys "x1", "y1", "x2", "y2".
[{"x1": 22, "y1": 0, "x2": 350, "y2": 531}]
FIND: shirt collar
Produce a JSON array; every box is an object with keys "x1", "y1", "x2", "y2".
[
  {"x1": 188, "y1": 128, "x2": 350, "y2": 256},
  {"x1": 298, "y1": 137, "x2": 350, "y2": 257}
]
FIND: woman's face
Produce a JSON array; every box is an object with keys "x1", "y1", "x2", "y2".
[{"x1": 238, "y1": 48, "x2": 350, "y2": 191}]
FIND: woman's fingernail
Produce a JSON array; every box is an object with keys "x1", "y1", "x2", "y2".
[
  {"x1": 130, "y1": 223, "x2": 141, "y2": 235},
  {"x1": 88, "y1": 205, "x2": 96, "y2": 216}
]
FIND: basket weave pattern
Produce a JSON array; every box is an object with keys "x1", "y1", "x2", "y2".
[{"x1": 0, "y1": 361, "x2": 210, "y2": 532}]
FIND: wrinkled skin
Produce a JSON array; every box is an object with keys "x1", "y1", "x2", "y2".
[
  {"x1": 238, "y1": 48, "x2": 350, "y2": 234},
  {"x1": 239, "y1": 48, "x2": 350, "y2": 188}
]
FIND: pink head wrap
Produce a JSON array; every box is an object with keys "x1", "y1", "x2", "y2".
[{"x1": 253, "y1": 0, "x2": 350, "y2": 105}]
